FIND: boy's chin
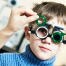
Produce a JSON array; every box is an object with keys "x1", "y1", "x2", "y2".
[
  {"x1": 36, "y1": 54, "x2": 52, "y2": 61},
  {"x1": 38, "y1": 57, "x2": 51, "y2": 61}
]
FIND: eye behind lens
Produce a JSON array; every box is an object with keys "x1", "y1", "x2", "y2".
[{"x1": 36, "y1": 26, "x2": 48, "y2": 39}]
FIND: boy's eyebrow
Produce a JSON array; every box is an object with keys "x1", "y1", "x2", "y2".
[{"x1": 46, "y1": 23, "x2": 64, "y2": 30}]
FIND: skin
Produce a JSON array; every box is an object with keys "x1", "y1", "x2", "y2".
[
  {"x1": 25, "y1": 17, "x2": 65, "y2": 60},
  {"x1": 0, "y1": 7, "x2": 39, "y2": 49}
]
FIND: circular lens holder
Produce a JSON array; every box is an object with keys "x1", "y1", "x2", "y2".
[
  {"x1": 52, "y1": 31, "x2": 63, "y2": 43},
  {"x1": 36, "y1": 26, "x2": 48, "y2": 39},
  {"x1": 36, "y1": 15, "x2": 47, "y2": 26}
]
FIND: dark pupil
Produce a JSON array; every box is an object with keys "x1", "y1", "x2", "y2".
[
  {"x1": 38, "y1": 28, "x2": 47, "y2": 34},
  {"x1": 54, "y1": 34, "x2": 60, "y2": 40}
]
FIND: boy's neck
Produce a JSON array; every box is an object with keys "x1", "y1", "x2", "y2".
[{"x1": 22, "y1": 44, "x2": 56, "y2": 66}]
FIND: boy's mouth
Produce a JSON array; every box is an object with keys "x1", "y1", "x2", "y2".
[{"x1": 39, "y1": 46, "x2": 51, "y2": 52}]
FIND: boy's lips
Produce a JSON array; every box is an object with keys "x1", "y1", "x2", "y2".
[{"x1": 39, "y1": 46, "x2": 51, "y2": 52}]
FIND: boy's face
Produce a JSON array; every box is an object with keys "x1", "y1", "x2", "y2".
[{"x1": 25, "y1": 17, "x2": 65, "y2": 60}]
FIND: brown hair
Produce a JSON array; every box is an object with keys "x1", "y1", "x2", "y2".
[{"x1": 29, "y1": 2, "x2": 66, "y2": 27}]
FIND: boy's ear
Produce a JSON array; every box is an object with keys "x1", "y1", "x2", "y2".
[
  {"x1": 24, "y1": 26, "x2": 30, "y2": 40},
  {"x1": 60, "y1": 43, "x2": 65, "y2": 50}
]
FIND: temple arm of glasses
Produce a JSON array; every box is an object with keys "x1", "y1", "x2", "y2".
[{"x1": 28, "y1": 30, "x2": 35, "y2": 34}]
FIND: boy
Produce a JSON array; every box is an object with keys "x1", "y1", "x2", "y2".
[
  {"x1": 24, "y1": 2, "x2": 66, "y2": 66},
  {"x1": 0, "y1": 2, "x2": 66, "y2": 66}
]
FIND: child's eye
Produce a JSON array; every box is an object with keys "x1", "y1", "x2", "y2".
[
  {"x1": 37, "y1": 28, "x2": 47, "y2": 37},
  {"x1": 38, "y1": 28, "x2": 46, "y2": 33}
]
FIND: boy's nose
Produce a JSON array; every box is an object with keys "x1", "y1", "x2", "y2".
[{"x1": 41, "y1": 37, "x2": 51, "y2": 45}]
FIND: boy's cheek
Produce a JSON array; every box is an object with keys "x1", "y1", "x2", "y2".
[
  {"x1": 30, "y1": 34, "x2": 39, "y2": 39},
  {"x1": 59, "y1": 43, "x2": 65, "y2": 50},
  {"x1": 30, "y1": 34, "x2": 40, "y2": 43}
]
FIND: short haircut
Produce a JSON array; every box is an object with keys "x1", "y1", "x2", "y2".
[{"x1": 29, "y1": 2, "x2": 66, "y2": 27}]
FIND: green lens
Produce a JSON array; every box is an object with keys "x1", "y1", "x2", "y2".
[
  {"x1": 52, "y1": 31, "x2": 63, "y2": 43},
  {"x1": 36, "y1": 15, "x2": 47, "y2": 26}
]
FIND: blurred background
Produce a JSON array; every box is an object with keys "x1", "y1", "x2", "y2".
[{"x1": 0, "y1": 0, "x2": 66, "y2": 66}]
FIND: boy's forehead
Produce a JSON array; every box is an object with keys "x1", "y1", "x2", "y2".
[
  {"x1": 32, "y1": 17, "x2": 66, "y2": 30},
  {"x1": 33, "y1": 17, "x2": 57, "y2": 29}
]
